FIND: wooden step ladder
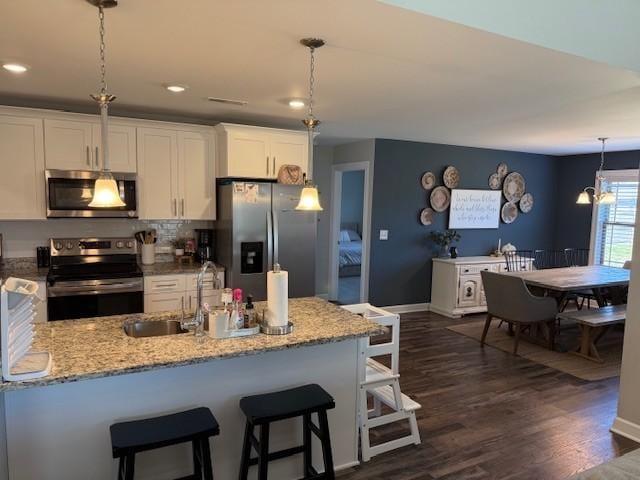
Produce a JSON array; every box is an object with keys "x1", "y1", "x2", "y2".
[{"x1": 341, "y1": 303, "x2": 421, "y2": 462}]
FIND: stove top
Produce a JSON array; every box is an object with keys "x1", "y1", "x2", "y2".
[{"x1": 47, "y1": 237, "x2": 142, "y2": 284}]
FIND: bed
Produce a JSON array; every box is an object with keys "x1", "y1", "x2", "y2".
[{"x1": 339, "y1": 224, "x2": 362, "y2": 278}]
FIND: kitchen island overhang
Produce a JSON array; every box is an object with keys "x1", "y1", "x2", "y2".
[{"x1": 0, "y1": 298, "x2": 383, "y2": 480}]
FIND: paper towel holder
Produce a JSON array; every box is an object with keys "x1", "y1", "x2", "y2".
[{"x1": 260, "y1": 321, "x2": 294, "y2": 335}]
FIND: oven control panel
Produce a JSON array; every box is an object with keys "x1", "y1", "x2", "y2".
[{"x1": 50, "y1": 237, "x2": 137, "y2": 256}]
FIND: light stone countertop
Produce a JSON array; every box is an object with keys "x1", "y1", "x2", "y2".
[{"x1": 0, "y1": 297, "x2": 384, "y2": 392}]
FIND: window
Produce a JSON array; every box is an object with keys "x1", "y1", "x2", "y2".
[{"x1": 590, "y1": 169, "x2": 639, "y2": 267}]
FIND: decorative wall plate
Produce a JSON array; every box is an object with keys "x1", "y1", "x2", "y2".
[
  {"x1": 421, "y1": 171, "x2": 436, "y2": 190},
  {"x1": 443, "y1": 166, "x2": 460, "y2": 189},
  {"x1": 430, "y1": 186, "x2": 451, "y2": 212},
  {"x1": 419, "y1": 207, "x2": 434, "y2": 225},
  {"x1": 488, "y1": 173, "x2": 501, "y2": 190},
  {"x1": 519, "y1": 193, "x2": 534, "y2": 213},
  {"x1": 501, "y1": 202, "x2": 519, "y2": 224},
  {"x1": 497, "y1": 163, "x2": 508, "y2": 178},
  {"x1": 503, "y1": 172, "x2": 526, "y2": 202}
]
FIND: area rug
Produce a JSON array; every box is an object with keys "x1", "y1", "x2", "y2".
[{"x1": 447, "y1": 319, "x2": 622, "y2": 381}]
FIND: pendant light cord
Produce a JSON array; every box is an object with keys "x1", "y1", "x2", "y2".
[
  {"x1": 599, "y1": 137, "x2": 606, "y2": 172},
  {"x1": 98, "y1": 6, "x2": 108, "y2": 95},
  {"x1": 307, "y1": 46, "x2": 316, "y2": 123}
]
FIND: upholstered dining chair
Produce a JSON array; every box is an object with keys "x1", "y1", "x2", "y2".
[{"x1": 481, "y1": 271, "x2": 558, "y2": 355}]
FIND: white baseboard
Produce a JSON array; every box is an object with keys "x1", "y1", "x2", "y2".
[
  {"x1": 611, "y1": 416, "x2": 640, "y2": 443},
  {"x1": 381, "y1": 303, "x2": 430, "y2": 314},
  {"x1": 428, "y1": 304, "x2": 462, "y2": 319},
  {"x1": 335, "y1": 460, "x2": 361, "y2": 472}
]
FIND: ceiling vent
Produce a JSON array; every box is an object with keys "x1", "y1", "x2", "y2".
[{"x1": 207, "y1": 97, "x2": 248, "y2": 106}]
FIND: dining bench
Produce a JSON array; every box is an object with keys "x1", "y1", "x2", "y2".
[{"x1": 557, "y1": 304, "x2": 626, "y2": 363}]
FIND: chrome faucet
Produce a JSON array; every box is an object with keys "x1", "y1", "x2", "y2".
[{"x1": 181, "y1": 261, "x2": 220, "y2": 336}]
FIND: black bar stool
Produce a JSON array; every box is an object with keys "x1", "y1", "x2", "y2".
[
  {"x1": 238, "y1": 383, "x2": 336, "y2": 480},
  {"x1": 110, "y1": 407, "x2": 219, "y2": 480}
]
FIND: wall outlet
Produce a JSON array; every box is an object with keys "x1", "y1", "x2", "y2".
[
  {"x1": 155, "y1": 245, "x2": 173, "y2": 254},
  {"x1": 379, "y1": 229, "x2": 389, "y2": 241}
]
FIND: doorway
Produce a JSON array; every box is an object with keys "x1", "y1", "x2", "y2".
[{"x1": 329, "y1": 161, "x2": 372, "y2": 305}]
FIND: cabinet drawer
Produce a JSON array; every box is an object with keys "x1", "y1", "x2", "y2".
[
  {"x1": 186, "y1": 271, "x2": 224, "y2": 291},
  {"x1": 144, "y1": 292, "x2": 185, "y2": 313},
  {"x1": 458, "y1": 264, "x2": 493, "y2": 275},
  {"x1": 144, "y1": 275, "x2": 186, "y2": 294}
]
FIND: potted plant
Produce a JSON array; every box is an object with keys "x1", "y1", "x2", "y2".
[
  {"x1": 428, "y1": 230, "x2": 461, "y2": 258},
  {"x1": 171, "y1": 238, "x2": 186, "y2": 257}
]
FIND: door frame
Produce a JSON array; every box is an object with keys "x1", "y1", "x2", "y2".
[{"x1": 329, "y1": 161, "x2": 372, "y2": 303}]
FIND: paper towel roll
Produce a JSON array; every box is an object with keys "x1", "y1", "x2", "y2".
[{"x1": 267, "y1": 269, "x2": 288, "y2": 327}]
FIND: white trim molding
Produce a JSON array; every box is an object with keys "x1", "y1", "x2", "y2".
[
  {"x1": 381, "y1": 303, "x2": 430, "y2": 314},
  {"x1": 611, "y1": 416, "x2": 640, "y2": 443},
  {"x1": 329, "y1": 161, "x2": 373, "y2": 303}
]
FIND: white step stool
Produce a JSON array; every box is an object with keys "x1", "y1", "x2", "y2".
[{"x1": 341, "y1": 303, "x2": 421, "y2": 462}]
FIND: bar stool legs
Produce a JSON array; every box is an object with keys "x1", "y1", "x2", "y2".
[{"x1": 239, "y1": 410, "x2": 335, "y2": 480}]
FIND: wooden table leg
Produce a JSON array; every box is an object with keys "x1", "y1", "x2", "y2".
[{"x1": 571, "y1": 324, "x2": 605, "y2": 363}]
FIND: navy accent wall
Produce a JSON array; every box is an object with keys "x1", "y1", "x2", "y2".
[
  {"x1": 554, "y1": 150, "x2": 640, "y2": 249},
  {"x1": 369, "y1": 139, "x2": 558, "y2": 306}
]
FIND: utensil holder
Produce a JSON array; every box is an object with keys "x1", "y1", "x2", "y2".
[{"x1": 141, "y1": 244, "x2": 155, "y2": 265}]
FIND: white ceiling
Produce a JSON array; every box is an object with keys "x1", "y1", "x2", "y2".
[{"x1": 1, "y1": 0, "x2": 640, "y2": 155}]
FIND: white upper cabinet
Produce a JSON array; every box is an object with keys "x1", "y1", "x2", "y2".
[
  {"x1": 179, "y1": 130, "x2": 215, "y2": 220},
  {"x1": 216, "y1": 123, "x2": 308, "y2": 180},
  {"x1": 43, "y1": 119, "x2": 93, "y2": 171},
  {"x1": 0, "y1": 115, "x2": 46, "y2": 219},
  {"x1": 44, "y1": 118, "x2": 136, "y2": 173},
  {"x1": 93, "y1": 123, "x2": 137, "y2": 173},
  {"x1": 137, "y1": 127, "x2": 179, "y2": 220},
  {"x1": 137, "y1": 126, "x2": 215, "y2": 221}
]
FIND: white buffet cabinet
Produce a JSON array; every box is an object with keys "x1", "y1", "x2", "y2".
[{"x1": 430, "y1": 256, "x2": 533, "y2": 318}]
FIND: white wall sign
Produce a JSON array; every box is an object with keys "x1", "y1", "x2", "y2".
[{"x1": 449, "y1": 189, "x2": 501, "y2": 229}]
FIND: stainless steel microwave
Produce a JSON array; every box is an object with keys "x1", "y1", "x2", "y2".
[{"x1": 45, "y1": 170, "x2": 138, "y2": 218}]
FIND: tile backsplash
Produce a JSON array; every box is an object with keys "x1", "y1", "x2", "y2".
[{"x1": 0, "y1": 219, "x2": 214, "y2": 258}]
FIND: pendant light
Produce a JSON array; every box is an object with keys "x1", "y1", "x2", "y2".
[
  {"x1": 295, "y1": 38, "x2": 325, "y2": 212},
  {"x1": 87, "y1": 0, "x2": 125, "y2": 208},
  {"x1": 576, "y1": 137, "x2": 616, "y2": 205}
]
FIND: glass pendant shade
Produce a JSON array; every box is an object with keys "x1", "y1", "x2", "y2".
[
  {"x1": 296, "y1": 185, "x2": 323, "y2": 211},
  {"x1": 576, "y1": 191, "x2": 591, "y2": 204},
  {"x1": 600, "y1": 191, "x2": 616, "y2": 204},
  {"x1": 89, "y1": 172, "x2": 125, "y2": 207}
]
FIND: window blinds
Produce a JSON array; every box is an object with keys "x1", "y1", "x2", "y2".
[{"x1": 593, "y1": 171, "x2": 639, "y2": 267}]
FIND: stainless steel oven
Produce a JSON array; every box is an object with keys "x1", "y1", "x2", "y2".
[
  {"x1": 46, "y1": 237, "x2": 144, "y2": 321},
  {"x1": 45, "y1": 169, "x2": 138, "y2": 218}
]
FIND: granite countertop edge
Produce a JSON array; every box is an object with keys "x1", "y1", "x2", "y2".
[
  {"x1": 0, "y1": 329, "x2": 382, "y2": 392},
  {"x1": 0, "y1": 298, "x2": 385, "y2": 393}
]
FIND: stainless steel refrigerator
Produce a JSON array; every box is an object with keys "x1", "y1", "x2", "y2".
[{"x1": 215, "y1": 181, "x2": 316, "y2": 300}]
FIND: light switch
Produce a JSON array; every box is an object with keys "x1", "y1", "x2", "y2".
[{"x1": 379, "y1": 229, "x2": 389, "y2": 240}]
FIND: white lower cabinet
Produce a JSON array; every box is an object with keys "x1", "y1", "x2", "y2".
[
  {"x1": 143, "y1": 271, "x2": 224, "y2": 314},
  {"x1": 430, "y1": 256, "x2": 533, "y2": 318}
]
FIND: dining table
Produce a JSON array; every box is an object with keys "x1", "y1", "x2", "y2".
[
  {"x1": 504, "y1": 265, "x2": 630, "y2": 356},
  {"x1": 505, "y1": 265, "x2": 630, "y2": 307}
]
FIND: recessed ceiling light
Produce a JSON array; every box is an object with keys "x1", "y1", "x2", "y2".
[
  {"x1": 289, "y1": 99, "x2": 306, "y2": 109},
  {"x1": 3, "y1": 63, "x2": 28, "y2": 74},
  {"x1": 166, "y1": 84, "x2": 187, "y2": 93}
]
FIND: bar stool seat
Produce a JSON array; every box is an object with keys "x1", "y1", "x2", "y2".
[
  {"x1": 110, "y1": 407, "x2": 219, "y2": 480},
  {"x1": 239, "y1": 384, "x2": 336, "y2": 480},
  {"x1": 240, "y1": 383, "x2": 334, "y2": 424}
]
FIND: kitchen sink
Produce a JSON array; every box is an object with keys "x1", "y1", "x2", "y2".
[{"x1": 123, "y1": 320, "x2": 188, "y2": 338}]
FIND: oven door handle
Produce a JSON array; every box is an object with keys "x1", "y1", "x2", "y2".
[{"x1": 48, "y1": 281, "x2": 143, "y2": 297}]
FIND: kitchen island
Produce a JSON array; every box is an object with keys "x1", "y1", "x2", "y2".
[{"x1": 0, "y1": 298, "x2": 382, "y2": 480}]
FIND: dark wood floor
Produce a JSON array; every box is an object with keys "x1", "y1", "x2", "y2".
[{"x1": 339, "y1": 311, "x2": 638, "y2": 480}]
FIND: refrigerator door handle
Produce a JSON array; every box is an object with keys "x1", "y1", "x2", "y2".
[
  {"x1": 273, "y1": 207, "x2": 279, "y2": 266},
  {"x1": 266, "y1": 209, "x2": 274, "y2": 271}
]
